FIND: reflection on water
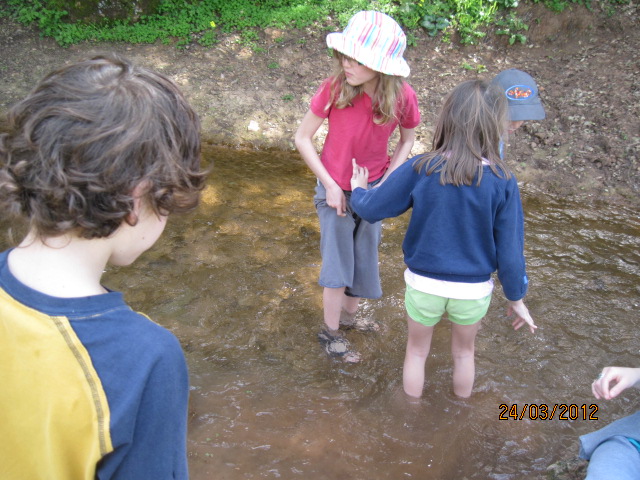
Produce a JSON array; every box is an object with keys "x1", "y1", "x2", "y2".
[{"x1": 11, "y1": 145, "x2": 640, "y2": 478}]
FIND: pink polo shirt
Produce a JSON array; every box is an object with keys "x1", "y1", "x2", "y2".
[{"x1": 310, "y1": 78, "x2": 421, "y2": 190}]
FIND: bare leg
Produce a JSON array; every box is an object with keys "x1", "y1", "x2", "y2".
[
  {"x1": 403, "y1": 316, "x2": 435, "y2": 398},
  {"x1": 323, "y1": 287, "x2": 346, "y2": 330},
  {"x1": 342, "y1": 294, "x2": 360, "y2": 316},
  {"x1": 450, "y1": 321, "x2": 482, "y2": 398},
  {"x1": 323, "y1": 287, "x2": 360, "y2": 329},
  {"x1": 321, "y1": 287, "x2": 361, "y2": 363}
]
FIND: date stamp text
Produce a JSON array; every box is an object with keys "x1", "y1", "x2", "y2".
[{"x1": 498, "y1": 403, "x2": 599, "y2": 421}]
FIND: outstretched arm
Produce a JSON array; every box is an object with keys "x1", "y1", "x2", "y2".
[
  {"x1": 349, "y1": 159, "x2": 417, "y2": 223},
  {"x1": 592, "y1": 367, "x2": 640, "y2": 400},
  {"x1": 507, "y1": 299, "x2": 537, "y2": 334},
  {"x1": 294, "y1": 109, "x2": 347, "y2": 216}
]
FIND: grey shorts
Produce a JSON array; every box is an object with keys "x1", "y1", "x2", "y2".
[{"x1": 314, "y1": 181, "x2": 382, "y2": 299}]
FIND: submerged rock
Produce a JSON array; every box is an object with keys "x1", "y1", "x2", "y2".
[{"x1": 546, "y1": 456, "x2": 587, "y2": 479}]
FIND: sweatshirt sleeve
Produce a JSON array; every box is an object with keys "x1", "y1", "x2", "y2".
[
  {"x1": 97, "y1": 332, "x2": 190, "y2": 480},
  {"x1": 494, "y1": 177, "x2": 528, "y2": 301},
  {"x1": 351, "y1": 160, "x2": 419, "y2": 223}
]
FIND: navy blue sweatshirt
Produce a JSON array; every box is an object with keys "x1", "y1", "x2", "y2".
[{"x1": 350, "y1": 157, "x2": 528, "y2": 301}]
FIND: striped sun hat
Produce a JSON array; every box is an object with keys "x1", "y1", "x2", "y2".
[{"x1": 326, "y1": 11, "x2": 410, "y2": 77}]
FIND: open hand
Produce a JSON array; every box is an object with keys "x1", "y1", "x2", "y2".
[
  {"x1": 350, "y1": 158, "x2": 369, "y2": 191},
  {"x1": 507, "y1": 299, "x2": 537, "y2": 334}
]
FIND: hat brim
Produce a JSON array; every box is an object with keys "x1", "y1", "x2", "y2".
[
  {"x1": 326, "y1": 32, "x2": 410, "y2": 77},
  {"x1": 509, "y1": 102, "x2": 546, "y2": 121}
]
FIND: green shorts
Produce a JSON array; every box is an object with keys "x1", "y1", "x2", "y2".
[{"x1": 405, "y1": 284, "x2": 491, "y2": 326}]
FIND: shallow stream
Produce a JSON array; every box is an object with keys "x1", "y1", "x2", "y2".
[{"x1": 90, "y1": 146, "x2": 640, "y2": 478}]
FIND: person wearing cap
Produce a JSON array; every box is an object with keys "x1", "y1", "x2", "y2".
[
  {"x1": 294, "y1": 11, "x2": 421, "y2": 362},
  {"x1": 491, "y1": 68, "x2": 546, "y2": 134}
]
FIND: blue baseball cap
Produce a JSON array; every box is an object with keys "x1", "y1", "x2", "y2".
[{"x1": 491, "y1": 69, "x2": 546, "y2": 121}]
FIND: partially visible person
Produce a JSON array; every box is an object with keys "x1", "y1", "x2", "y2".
[
  {"x1": 295, "y1": 10, "x2": 420, "y2": 362},
  {"x1": 0, "y1": 54, "x2": 206, "y2": 479},
  {"x1": 579, "y1": 366, "x2": 640, "y2": 480},
  {"x1": 350, "y1": 79, "x2": 536, "y2": 398},
  {"x1": 491, "y1": 68, "x2": 545, "y2": 135}
]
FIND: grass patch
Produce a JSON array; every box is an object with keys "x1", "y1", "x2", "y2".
[{"x1": 0, "y1": 0, "x2": 631, "y2": 48}]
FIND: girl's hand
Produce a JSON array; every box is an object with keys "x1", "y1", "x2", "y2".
[
  {"x1": 350, "y1": 158, "x2": 369, "y2": 191},
  {"x1": 507, "y1": 299, "x2": 537, "y2": 334},
  {"x1": 325, "y1": 183, "x2": 347, "y2": 216},
  {"x1": 592, "y1": 367, "x2": 640, "y2": 400}
]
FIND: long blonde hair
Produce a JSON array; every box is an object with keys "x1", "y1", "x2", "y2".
[
  {"x1": 413, "y1": 79, "x2": 510, "y2": 186},
  {"x1": 325, "y1": 50, "x2": 405, "y2": 125}
]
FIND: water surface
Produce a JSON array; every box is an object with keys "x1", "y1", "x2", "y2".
[{"x1": 94, "y1": 146, "x2": 640, "y2": 478}]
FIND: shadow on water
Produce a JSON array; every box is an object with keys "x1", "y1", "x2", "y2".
[{"x1": 9, "y1": 145, "x2": 638, "y2": 478}]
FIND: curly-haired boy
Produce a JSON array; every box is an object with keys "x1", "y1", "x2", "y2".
[{"x1": 0, "y1": 54, "x2": 206, "y2": 479}]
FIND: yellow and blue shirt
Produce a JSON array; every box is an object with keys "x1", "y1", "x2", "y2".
[{"x1": 0, "y1": 249, "x2": 189, "y2": 479}]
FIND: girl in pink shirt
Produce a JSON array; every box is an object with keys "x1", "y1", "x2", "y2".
[{"x1": 294, "y1": 11, "x2": 420, "y2": 363}]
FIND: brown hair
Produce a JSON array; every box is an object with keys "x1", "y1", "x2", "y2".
[
  {"x1": 326, "y1": 50, "x2": 405, "y2": 125},
  {"x1": 413, "y1": 79, "x2": 510, "y2": 186},
  {"x1": 0, "y1": 54, "x2": 206, "y2": 239}
]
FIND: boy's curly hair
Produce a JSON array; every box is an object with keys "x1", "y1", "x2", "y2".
[{"x1": 0, "y1": 54, "x2": 206, "y2": 239}]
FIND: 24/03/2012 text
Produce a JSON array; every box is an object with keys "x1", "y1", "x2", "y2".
[{"x1": 498, "y1": 403, "x2": 599, "y2": 421}]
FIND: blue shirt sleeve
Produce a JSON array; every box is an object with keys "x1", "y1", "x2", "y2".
[
  {"x1": 351, "y1": 160, "x2": 419, "y2": 223},
  {"x1": 82, "y1": 315, "x2": 190, "y2": 480},
  {"x1": 494, "y1": 178, "x2": 528, "y2": 301}
]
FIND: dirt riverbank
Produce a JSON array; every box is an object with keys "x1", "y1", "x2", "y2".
[{"x1": 0, "y1": 4, "x2": 638, "y2": 206}]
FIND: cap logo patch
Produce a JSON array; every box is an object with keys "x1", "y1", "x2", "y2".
[{"x1": 505, "y1": 85, "x2": 534, "y2": 100}]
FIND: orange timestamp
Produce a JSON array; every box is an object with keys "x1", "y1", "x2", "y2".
[{"x1": 498, "y1": 403, "x2": 599, "y2": 421}]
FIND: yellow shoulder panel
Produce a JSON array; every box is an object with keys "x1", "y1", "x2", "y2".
[{"x1": 0, "y1": 288, "x2": 113, "y2": 479}]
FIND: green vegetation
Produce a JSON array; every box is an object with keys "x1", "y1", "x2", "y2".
[
  {"x1": 495, "y1": 12, "x2": 529, "y2": 44},
  {"x1": 0, "y1": 0, "x2": 630, "y2": 48},
  {"x1": 461, "y1": 60, "x2": 488, "y2": 72}
]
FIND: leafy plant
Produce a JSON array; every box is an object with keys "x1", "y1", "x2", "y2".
[
  {"x1": 397, "y1": 0, "x2": 497, "y2": 44},
  {"x1": 198, "y1": 20, "x2": 217, "y2": 47},
  {"x1": 240, "y1": 29, "x2": 259, "y2": 45},
  {"x1": 530, "y1": 0, "x2": 592, "y2": 12},
  {"x1": 421, "y1": 14, "x2": 450, "y2": 36},
  {"x1": 495, "y1": 0, "x2": 520, "y2": 8},
  {"x1": 495, "y1": 12, "x2": 529, "y2": 44},
  {"x1": 451, "y1": 0, "x2": 498, "y2": 44},
  {"x1": 461, "y1": 61, "x2": 487, "y2": 72},
  {"x1": 1, "y1": 0, "x2": 626, "y2": 50}
]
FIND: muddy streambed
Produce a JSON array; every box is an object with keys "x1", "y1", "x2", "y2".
[{"x1": 18, "y1": 146, "x2": 640, "y2": 478}]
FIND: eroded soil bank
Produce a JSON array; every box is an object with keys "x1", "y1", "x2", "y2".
[{"x1": 1, "y1": 5, "x2": 639, "y2": 204}]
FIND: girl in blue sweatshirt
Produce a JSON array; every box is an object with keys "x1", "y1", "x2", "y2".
[{"x1": 350, "y1": 79, "x2": 537, "y2": 398}]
